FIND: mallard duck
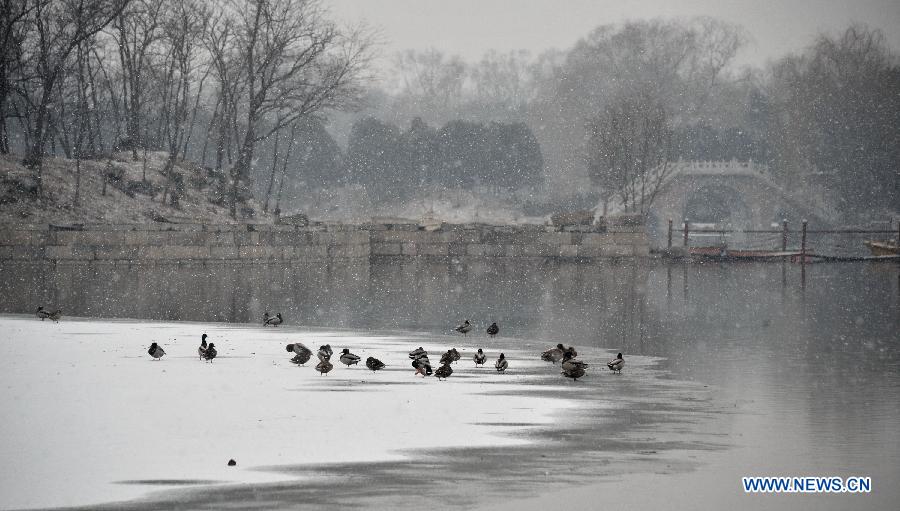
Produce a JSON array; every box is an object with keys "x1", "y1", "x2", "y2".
[
  {"x1": 455, "y1": 320, "x2": 472, "y2": 336},
  {"x1": 473, "y1": 348, "x2": 487, "y2": 366},
  {"x1": 339, "y1": 348, "x2": 361, "y2": 366},
  {"x1": 562, "y1": 364, "x2": 586, "y2": 381},
  {"x1": 435, "y1": 363, "x2": 453, "y2": 381},
  {"x1": 148, "y1": 342, "x2": 165, "y2": 360},
  {"x1": 486, "y1": 322, "x2": 499, "y2": 338},
  {"x1": 198, "y1": 334, "x2": 208, "y2": 359},
  {"x1": 412, "y1": 356, "x2": 432, "y2": 376},
  {"x1": 287, "y1": 343, "x2": 312, "y2": 365},
  {"x1": 408, "y1": 347, "x2": 427, "y2": 360},
  {"x1": 365, "y1": 357, "x2": 385, "y2": 372},
  {"x1": 494, "y1": 353, "x2": 508, "y2": 372},
  {"x1": 561, "y1": 351, "x2": 588, "y2": 371},
  {"x1": 317, "y1": 344, "x2": 333, "y2": 362},
  {"x1": 440, "y1": 348, "x2": 461, "y2": 365},
  {"x1": 316, "y1": 359, "x2": 333, "y2": 375},
  {"x1": 541, "y1": 343, "x2": 565, "y2": 364},
  {"x1": 35, "y1": 306, "x2": 51, "y2": 320},
  {"x1": 607, "y1": 353, "x2": 624, "y2": 373},
  {"x1": 264, "y1": 313, "x2": 283, "y2": 327},
  {"x1": 203, "y1": 343, "x2": 217, "y2": 362}
]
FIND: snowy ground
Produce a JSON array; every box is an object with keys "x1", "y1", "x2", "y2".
[{"x1": 0, "y1": 315, "x2": 584, "y2": 510}]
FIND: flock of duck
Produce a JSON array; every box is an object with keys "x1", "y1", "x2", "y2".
[{"x1": 142, "y1": 314, "x2": 626, "y2": 382}]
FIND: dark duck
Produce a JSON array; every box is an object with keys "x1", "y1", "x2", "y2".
[
  {"x1": 286, "y1": 343, "x2": 312, "y2": 365},
  {"x1": 454, "y1": 320, "x2": 472, "y2": 336},
  {"x1": 317, "y1": 344, "x2": 333, "y2": 362},
  {"x1": 202, "y1": 343, "x2": 217, "y2": 363},
  {"x1": 198, "y1": 334, "x2": 208, "y2": 360},
  {"x1": 365, "y1": 357, "x2": 386, "y2": 372},
  {"x1": 316, "y1": 358, "x2": 334, "y2": 375},
  {"x1": 339, "y1": 348, "x2": 361, "y2": 367},
  {"x1": 486, "y1": 322, "x2": 499, "y2": 338},
  {"x1": 561, "y1": 351, "x2": 588, "y2": 381},
  {"x1": 409, "y1": 347, "x2": 432, "y2": 376},
  {"x1": 434, "y1": 363, "x2": 453, "y2": 381},
  {"x1": 264, "y1": 312, "x2": 283, "y2": 327},
  {"x1": 473, "y1": 348, "x2": 487, "y2": 366},
  {"x1": 607, "y1": 353, "x2": 625, "y2": 373},
  {"x1": 440, "y1": 348, "x2": 461, "y2": 365},
  {"x1": 541, "y1": 344, "x2": 565, "y2": 364},
  {"x1": 148, "y1": 342, "x2": 165, "y2": 360}
]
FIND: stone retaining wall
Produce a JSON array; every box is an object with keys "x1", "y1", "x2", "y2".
[
  {"x1": 0, "y1": 223, "x2": 370, "y2": 263},
  {"x1": 0, "y1": 215, "x2": 648, "y2": 263}
]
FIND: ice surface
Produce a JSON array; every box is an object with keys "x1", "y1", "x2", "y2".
[{"x1": 0, "y1": 316, "x2": 576, "y2": 510}]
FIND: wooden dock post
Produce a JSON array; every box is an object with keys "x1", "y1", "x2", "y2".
[
  {"x1": 668, "y1": 219, "x2": 673, "y2": 249},
  {"x1": 782, "y1": 220, "x2": 788, "y2": 251},
  {"x1": 683, "y1": 219, "x2": 690, "y2": 248},
  {"x1": 801, "y1": 220, "x2": 808, "y2": 264}
]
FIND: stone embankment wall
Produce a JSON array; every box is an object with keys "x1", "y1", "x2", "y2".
[
  {"x1": 365, "y1": 215, "x2": 648, "y2": 259},
  {"x1": 0, "y1": 224, "x2": 370, "y2": 263},
  {"x1": 0, "y1": 215, "x2": 647, "y2": 263}
]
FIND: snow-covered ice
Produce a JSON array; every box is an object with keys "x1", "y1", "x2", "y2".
[{"x1": 0, "y1": 315, "x2": 577, "y2": 510}]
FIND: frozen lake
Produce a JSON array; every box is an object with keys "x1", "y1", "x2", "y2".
[{"x1": 1, "y1": 259, "x2": 898, "y2": 510}]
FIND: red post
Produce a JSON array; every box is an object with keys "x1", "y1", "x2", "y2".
[
  {"x1": 683, "y1": 219, "x2": 690, "y2": 247},
  {"x1": 782, "y1": 220, "x2": 788, "y2": 252},
  {"x1": 667, "y1": 219, "x2": 673, "y2": 249}
]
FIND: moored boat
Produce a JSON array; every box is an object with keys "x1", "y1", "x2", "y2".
[{"x1": 864, "y1": 240, "x2": 900, "y2": 256}]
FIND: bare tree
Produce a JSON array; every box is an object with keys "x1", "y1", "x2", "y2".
[
  {"x1": 225, "y1": 0, "x2": 372, "y2": 218},
  {"x1": 111, "y1": 0, "x2": 164, "y2": 160},
  {"x1": 586, "y1": 89, "x2": 673, "y2": 214},
  {"x1": 18, "y1": 0, "x2": 128, "y2": 196},
  {"x1": 158, "y1": 0, "x2": 207, "y2": 207}
]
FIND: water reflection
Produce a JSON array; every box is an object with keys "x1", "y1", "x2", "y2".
[{"x1": 1, "y1": 258, "x2": 898, "y2": 497}]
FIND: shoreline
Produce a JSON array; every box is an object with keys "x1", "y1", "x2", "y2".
[{"x1": 0, "y1": 314, "x2": 726, "y2": 511}]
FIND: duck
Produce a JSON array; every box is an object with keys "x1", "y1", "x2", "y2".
[
  {"x1": 408, "y1": 347, "x2": 427, "y2": 360},
  {"x1": 339, "y1": 348, "x2": 361, "y2": 367},
  {"x1": 455, "y1": 320, "x2": 472, "y2": 336},
  {"x1": 440, "y1": 348, "x2": 461, "y2": 365},
  {"x1": 435, "y1": 363, "x2": 453, "y2": 381},
  {"x1": 203, "y1": 343, "x2": 217, "y2": 363},
  {"x1": 473, "y1": 348, "x2": 487, "y2": 366},
  {"x1": 561, "y1": 351, "x2": 588, "y2": 380},
  {"x1": 564, "y1": 345, "x2": 578, "y2": 359},
  {"x1": 264, "y1": 313, "x2": 283, "y2": 327},
  {"x1": 315, "y1": 359, "x2": 333, "y2": 375},
  {"x1": 287, "y1": 343, "x2": 312, "y2": 365},
  {"x1": 147, "y1": 342, "x2": 165, "y2": 360},
  {"x1": 35, "y1": 306, "x2": 51, "y2": 320},
  {"x1": 486, "y1": 322, "x2": 499, "y2": 338},
  {"x1": 365, "y1": 357, "x2": 386, "y2": 372},
  {"x1": 198, "y1": 334, "x2": 208, "y2": 359},
  {"x1": 561, "y1": 350, "x2": 588, "y2": 371},
  {"x1": 607, "y1": 353, "x2": 624, "y2": 373},
  {"x1": 494, "y1": 353, "x2": 508, "y2": 372},
  {"x1": 317, "y1": 344, "x2": 333, "y2": 362},
  {"x1": 562, "y1": 364, "x2": 586, "y2": 381},
  {"x1": 541, "y1": 343, "x2": 565, "y2": 364}
]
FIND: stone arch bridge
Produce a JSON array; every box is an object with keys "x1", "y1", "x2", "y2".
[{"x1": 596, "y1": 160, "x2": 836, "y2": 246}]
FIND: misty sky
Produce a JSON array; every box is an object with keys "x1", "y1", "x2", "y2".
[{"x1": 327, "y1": 0, "x2": 900, "y2": 70}]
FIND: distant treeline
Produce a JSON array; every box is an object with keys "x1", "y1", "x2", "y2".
[{"x1": 1, "y1": 3, "x2": 897, "y2": 220}]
